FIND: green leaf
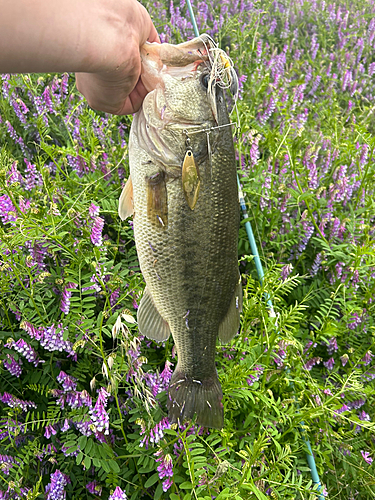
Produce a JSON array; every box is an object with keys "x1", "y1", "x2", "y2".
[
  {"x1": 108, "y1": 459, "x2": 120, "y2": 473},
  {"x1": 144, "y1": 473, "x2": 159, "y2": 488},
  {"x1": 179, "y1": 482, "x2": 193, "y2": 489},
  {"x1": 85, "y1": 439, "x2": 93, "y2": 455},
  {"x1": 154, "y1": 483, "x2": 164, "y2": 500},
  {"x1": 84, "y1": 456, "x2": 92, "y2": 470},
  {"x1": 76, "y1": 452, "x2": 83, "y2": 465},
  {"x1": 78, "y1": 435, "x2": 87, "y2": 450}
]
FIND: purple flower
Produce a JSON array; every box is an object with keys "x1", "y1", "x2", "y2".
[
  {"x1": 10, "y1": 338, "x2": 42, "y2": 366},
  {"x1": 56, "y1": 371, "x2": 78, "y2": 392},
  {"x1": 91, "y1": 217, "x2": 105, "y2": 246},
  {"x1": 109, "y1": 486, "x2": 127, "y2": 500},
  {"x1": 140, "y1": 417, "x2": 171, "y2": 448},
  {"x1": 7, "y1": 161, "x2": 23, "y2": 185},
  {"x1": 89, "y1": 387, "x2": 110, "y2": 435},
  {"x1": 310, "y1": 253, "x2": 323, "y2": 276},
  {"x1": 45, "y1": 470, "x2": 70, "y2": 500},
  {"x1": 361, "y1": 351, "x2": 373, "y2": 366},
  {"x1": 44, "y1": 424, "x2": 57, "y2": 439},
  {"x1": 89, "y1": 203, "x2": 100, "y2": 218},
  {"x1": 0, "y1": 194, "x2": 17, "y2": 224},
  {"x1": 155, "y1": 448, "x2": 173, "y2": 492},
  {"x1": 3, "y1": 355, "x2": 22, "y2": 377},
  {"x1": 61, "y1": 74, "x2": 69, "y2": 95},
  {"x1": 323, "y1": 358, "x2": 335, "y2": 370},
  {"x1": 347, "y1": 312, "x2": 362, "y2": 330},
  {"x1": 310, "y1": 34, "x2": 319, "y2": 60},
  {"x1": 359, "y1": 411, "x2": 371, "y2": 422},
  {"x1": 40, "y1": 323, "x2": 75, "y2": 357},
  {"x1": 60, "y1": 282, "x2": 78, "y2": 314},
  {"x1": 237, "y1": 74, "x2": 247, "y2": 100},
  {"x1": 110, "y1": 288, "x2": 120, "y2": 308},
  {"x1": 340, "y1": 354, "x2": 349, "y2": 366},
  {"x1": 24, "y1": 158, "x2": 43, "y2": 190},
  {"x1": 160, "y1": 361, "x2": 173, "y2": 387},
  {"x1": 326, "y1": 337, "x2": 338, "y2": 355},
  {"x1": 86, "y1": 482, "x2": 102, "y2": 496},
  {"x1": 361, "y1": 451, "x2": 373, "y2": 465},
  {"x1": 259, "y1": 96, "x2": 276, "y2": 125},
  {"x1": 304, "y1": 357, "x2": 321, "y2": 371},
  {"x1": 1, "y1": 392, "x2": 37, "y2": 411},
  {"x1": 0, "y1": 455, "x2": 20, "y2": 475},
  {"x1": 247, "y1": 364, "x2": 264, "y2": 386}
]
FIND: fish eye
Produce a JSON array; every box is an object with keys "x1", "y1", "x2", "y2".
[{"x1": 200, "y1": 73, "x2": 210, "y2": 89}]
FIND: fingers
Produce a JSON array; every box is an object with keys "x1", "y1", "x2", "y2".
[
  {"x1": 76, "y1": 0, "x2": 160, "y2": 115},
  {"x1": 117, "y1": 77, "x2": 148, "y2": 115},
  {"x1": 148, "y1": 22, "x2": 161, "y2": 43}
]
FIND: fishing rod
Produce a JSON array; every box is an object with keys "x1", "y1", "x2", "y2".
[{"x1": 184, "y1": 1, "x2": 325, "y2": 498}]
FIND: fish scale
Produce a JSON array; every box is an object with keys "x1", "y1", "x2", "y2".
[{"x1": 119, "y1": 35, "x2": 242, "y2": 428}]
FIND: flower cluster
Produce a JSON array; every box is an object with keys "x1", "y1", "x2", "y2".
[
  {"x1": 8, "y1": 338, "x2": 42, "y2": 366},
  {"x1": 109, "y1": 486, "x2": 127, "y2": 500},
  {"x1": 155, "y1": 448, "x2": 174, "y2": 492},
  {"x1": 45, "y1": 470, "x2": 70, "y2": 500},
  {"x1": 0, "y1": 393, "x2": 37, "y2": 411},
  {"x1": 89, "y1": 387, "x2": 110, "y2": 435}
]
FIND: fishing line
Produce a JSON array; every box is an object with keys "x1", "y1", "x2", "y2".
[{"x1": 185, "y1": 1, "x2": 325, "y2": 498}]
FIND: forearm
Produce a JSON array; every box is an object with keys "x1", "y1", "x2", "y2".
[{"x1": 0, "y1": 0, "x2": 138, "y2": 74}]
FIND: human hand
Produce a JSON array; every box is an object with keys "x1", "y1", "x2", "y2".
[{"x1": 75, "y1": 0, "x2": 160, "y2": 115}]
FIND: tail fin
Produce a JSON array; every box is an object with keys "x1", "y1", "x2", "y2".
[{"x1": 167, "y1": 367, "x2": 223, "y2": 429}]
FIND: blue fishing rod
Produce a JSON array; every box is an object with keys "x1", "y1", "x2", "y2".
[{"x1": 184, "y1": 1, "x2": 325, "y2": 498}]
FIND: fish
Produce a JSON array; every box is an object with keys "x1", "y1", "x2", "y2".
[{"x1": 118, "y1": 34, "x2": 242, "y2": 429}]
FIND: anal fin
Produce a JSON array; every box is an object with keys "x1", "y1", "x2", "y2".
[
  {"x1": 218, "y1": 278, "x2": 243, "y2": 343},
  {"x1": 118, "y1": 176, "x2": 134, "y2": 220},
  {"x1": 137, "y1": 287, "x2": 171, "y2": 342}
]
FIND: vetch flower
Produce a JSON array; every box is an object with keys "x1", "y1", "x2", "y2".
[
  {"x1": 45, "y1": 470, "x2": 70, "y2": 500},
  {"x1": 10, "y1": 338, "x2": 42, "y2": 366},
  {"x1": 0, "y1": 392, "x2": 37, "y2": 411},
  {"x1": 0, "y1": 194, "x2": 17, "y2": 224},
  {"x1": 3, "y1": 355, "x2": 22, "y2": 377},
  {"x1": 91, "y1": 216, "x2": 105, "y2": 246},
  {"x1": 324, "y1": 358, "x2": 335, "y2": 370},
  {"x1": 155, "y1": 448, "x2": 174, "y2": 492},
  {"x1": 56, "y1": 371, "x2": 77, "y2": 392},
  {"x1": 140, "y1": 417, "x2": 171, "y2": 448},
  {"x1": 89, "y1": 387, "x2": 110, "y2": 435},
  {"x1": 24, "y1": 158, "x2": 43, "y2": 191},
  {"x1": 361, "y1": 451, "x2": 373, "y2": 465},
  {"x1": 247, "y1": 364, "x2": 264, "y2": 386},
  {"x1": 44, "y1": 424, "x2": 57, "y2": 439},
  {"x1": 304, "y1": 357, "x2": 321, "y2": 371},
  {"x1": 86, "y1": 481, "x2": 102, "y2": 496},
  {"x1": 60, "y1": 282, "x2": 78, "y2": 315},
  {"x1": 361, "y1": 351, "x2": 373, "y2": 366},
  {"x1": 340, "y1": 354, "x2": 349, "y2": 366},
  {"x1": 89, "y1": 203, "x2": 100, "y2": 218},
  {"x1": 109, "y1": 486, "x2": 127, "y2": 500}
]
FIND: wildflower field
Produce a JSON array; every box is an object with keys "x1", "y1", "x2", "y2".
[{"x1": 1, "y1": 0, "x2": 375, "y2": 498}]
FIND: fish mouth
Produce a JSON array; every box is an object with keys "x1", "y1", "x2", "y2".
[{"x1": 140, "y1": 34, "x2": 238, "y2": 99}]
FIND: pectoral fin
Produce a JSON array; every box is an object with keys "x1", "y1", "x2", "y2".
[
  {"x1": 218, "y1": 278, "x2": 243, "y2": 343},
  {"x1": 147, "y1": 171, "x2": 168, "y2": 228},
  {"x1": 182, "y1": 150, "x2": 200, "y2": 210},
  {"x1": 138, "y1": 287, "x2": 171, "y2": 342},
  {"x1": 118, "y1": 176, "x2": 134, "y2": 220}
]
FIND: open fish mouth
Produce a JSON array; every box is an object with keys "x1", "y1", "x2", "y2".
[{"x1": 140, "y1": 34, "x2": 239, "y2": 105}]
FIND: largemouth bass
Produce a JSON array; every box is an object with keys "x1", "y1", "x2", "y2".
[{"x1": 119, "y1": 35, "x2": 242, "y2": 429}]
